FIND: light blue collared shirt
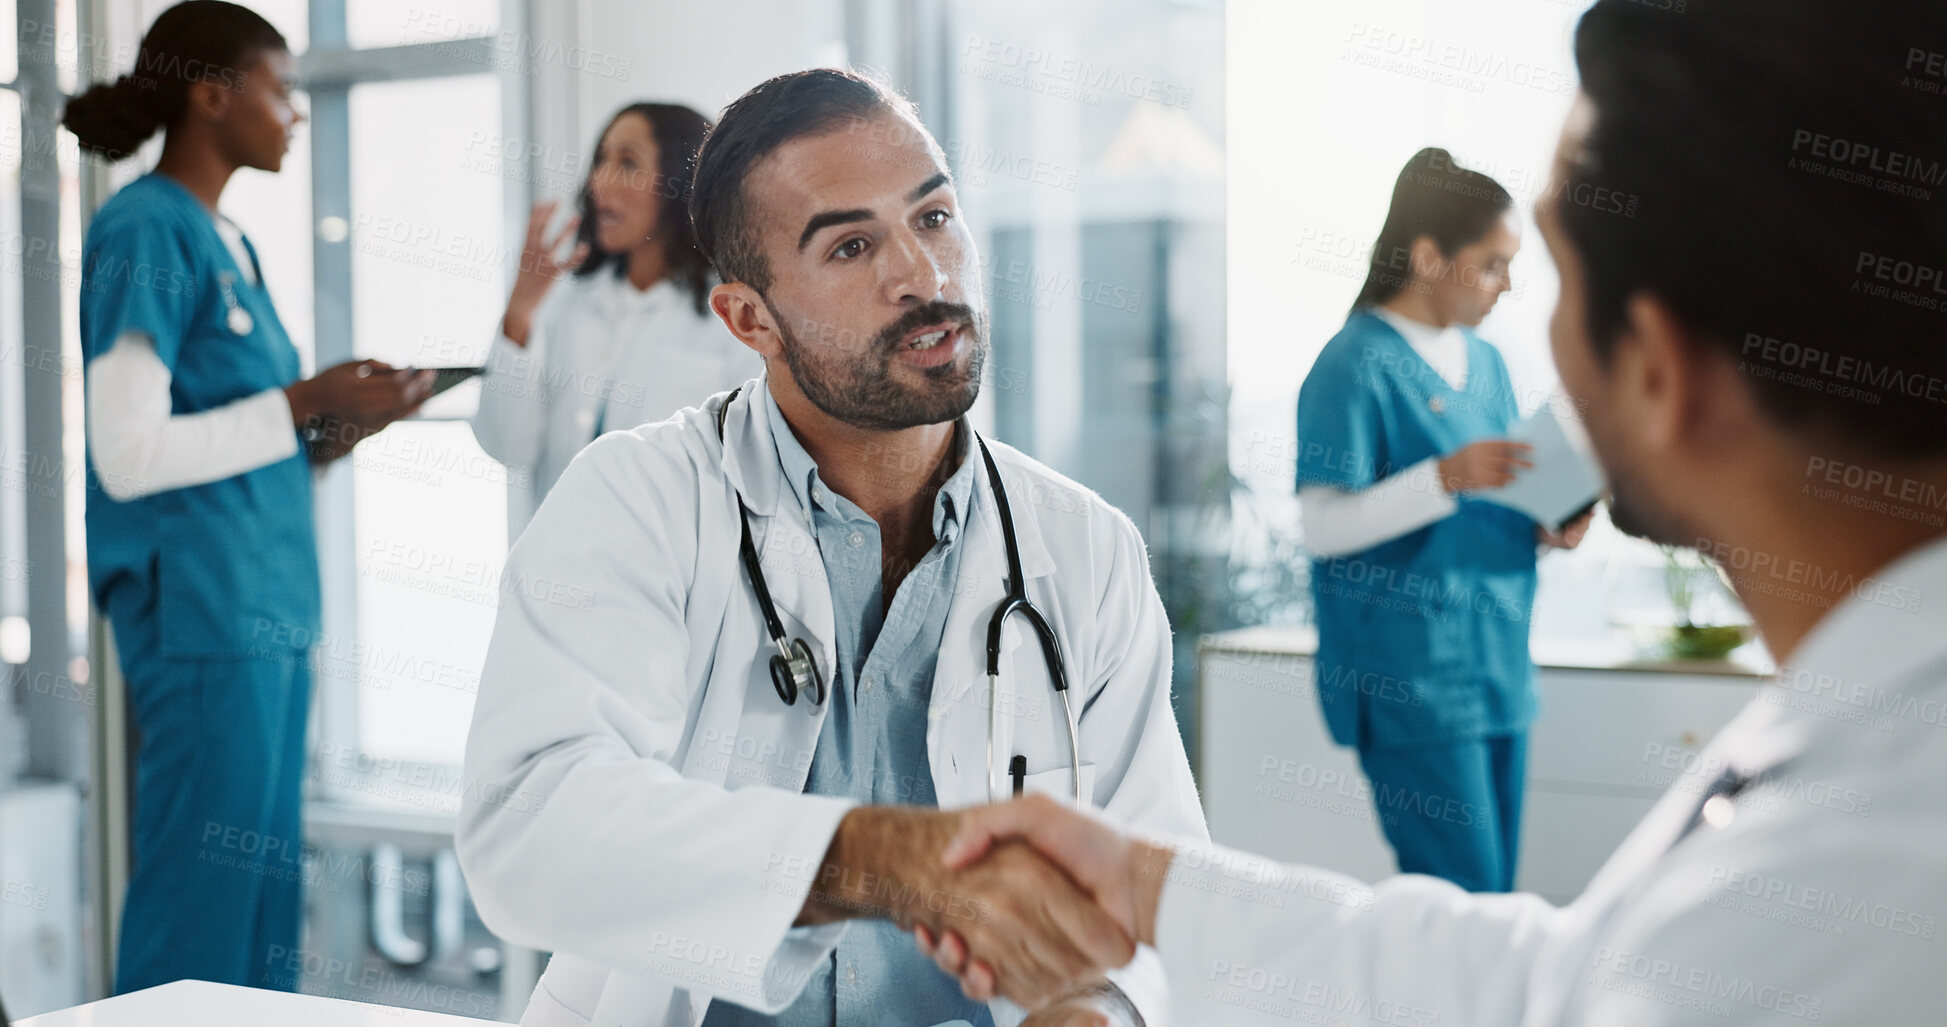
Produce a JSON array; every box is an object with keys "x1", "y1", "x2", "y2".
[{"x1": 702, "y1": 389, "x2": 988, "y2": 1027}]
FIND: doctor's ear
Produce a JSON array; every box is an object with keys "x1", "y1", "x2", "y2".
[
  {"x1": 710, "y1": 282, "x2": 784, "y2": 360},
  {"x1": 1612, "y1": 291, "x2": 1729, "y2": 458}
]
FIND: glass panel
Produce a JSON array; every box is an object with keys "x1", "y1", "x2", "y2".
[
  {"x1": 347, "y1": 74, "x2": 502, "y2": 373},
  {"x1": 348, "y1": 421, "x2": 507, "y2": 770},
  {"x1": 346, "y1": 74, "x2": 506, "y2": 772},
  {"x1": 348, "y1": 0, "x2": 497, "y2": 49}
]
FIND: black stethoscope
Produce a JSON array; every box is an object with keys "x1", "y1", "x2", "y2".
[{"x1": 715, "y1": 387, "x2": 1084, "y2": 804}]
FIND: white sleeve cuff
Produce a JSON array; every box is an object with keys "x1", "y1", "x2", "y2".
[
  {"x1": 1299, "y1": 457, "x2": 1457, "y2": 557},
  {"x1": 88, "y1": 332, "x2": 300, "y2": 501}
]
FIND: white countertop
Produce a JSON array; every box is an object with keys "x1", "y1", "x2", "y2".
[
  {"x1": 18, "y1": 981, "x2": 493, "y2": 1026},
  {"x1": 1198, "y1": 625, "x2": 1775, "y2": 678}
]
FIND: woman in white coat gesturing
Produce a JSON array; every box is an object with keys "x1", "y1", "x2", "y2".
[{"x1": 472, "y1": 102, "x2": 758, "y2": 503}]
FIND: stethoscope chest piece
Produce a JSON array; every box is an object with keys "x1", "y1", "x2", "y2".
[{"x1": 770, "y1": 637, "x2": 825, "y2": 707}]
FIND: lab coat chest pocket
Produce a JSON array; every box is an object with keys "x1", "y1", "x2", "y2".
[
  {"x1": 990, "y1": 618, "x2": 1092, "y2": 804},
  {"x1": 1020, "y1": 762, "x2": 1098, "y2": 808}
]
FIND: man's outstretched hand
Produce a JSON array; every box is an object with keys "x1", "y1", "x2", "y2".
[
  {"x1": 915, "y1": 795, "x2": 1177, "y2": 1004},
  {"x1": 797, "y1": 805, "x2": 1138, "y2": 1010}
]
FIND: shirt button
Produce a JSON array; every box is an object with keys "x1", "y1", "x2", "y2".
[
  {"x1": 844, "y1": 964, "x2": 858, "y2": 985},
  {"x1": 812, "y1": 486, "x2": 827, "y2": 506},
  {"x1": 862, "y1": 675, "x2": 874, "y2": 693},
  {"x1": 847, "y1": 531, "x2": 864, "y2": 548}
]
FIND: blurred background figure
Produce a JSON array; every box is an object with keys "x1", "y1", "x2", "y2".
[
  {"x1": 470, "y1": 101, "x2": 758, "y2": 503},
  {"x1": 63, "y1": 0, "x2": 429, "y2": 994},
  {"x1": 1294, "y1": 148, "x2": 1588, "y2": 892}
]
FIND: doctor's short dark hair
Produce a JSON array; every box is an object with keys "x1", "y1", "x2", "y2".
[
  {"x1": 1565, "y1": 0, "x2": 1947, "y2": 459},
  {"x1": 689, "y1": 68, "x2": 924, "y2": 293}
]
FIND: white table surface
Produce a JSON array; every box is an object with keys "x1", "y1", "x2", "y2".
[{"x1": 18, "y1": 980, "x2": 494, "y2": 1026}]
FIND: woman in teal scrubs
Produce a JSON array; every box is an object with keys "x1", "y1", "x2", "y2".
[
  {"x1": 64, "y1": 1, "x2": 430, "y2": 992},
  {"x1": 1296, "y1": 148, "x2": 1589, "y2": 892}
]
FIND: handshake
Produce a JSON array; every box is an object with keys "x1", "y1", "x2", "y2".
[{"x1": 798, "y1": 795, "x2": 1178, "y2": 1024}]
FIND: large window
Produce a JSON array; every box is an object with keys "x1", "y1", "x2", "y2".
[
  {"x1": 933, "y1": 0, "x2": 1228, "y2": 754},
  {"x1": 344, "y1": 73, "x2": 508, "y2": 768},
  {"x1": 1227, "y1": 0, "x2": 1749, "y2": 656},
  {"x1": 109, "y1": 0, "x2": 519, "y2": 813}
]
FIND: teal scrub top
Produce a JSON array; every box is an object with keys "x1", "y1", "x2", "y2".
[
  {"x1": 1297, "y1": 309, "x2": 1539, "y2": 749},
  {"x1": 81, "y1": 173, "x2": 319, "y2": 659}
]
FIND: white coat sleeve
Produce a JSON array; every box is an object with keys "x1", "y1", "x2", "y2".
[
  {"x1": 1298, "y1": 457, "x2": 1457, "y2": 558},
  {"x1": 87, "y1": 330, "x2": 300, "y2": 501},
  {"x1": 455, "y1": 431, "x2": 857, "y2": 1014},
  {"x1": 1154, "y1": 843, "x2": 1563, "y2": 1026},
  {"x1": 1069, "y1": 505, "x2": 1212, "y2": 1026},
  {"x1": 469, "y1": 302, "x2": 556, "y2": 473}
]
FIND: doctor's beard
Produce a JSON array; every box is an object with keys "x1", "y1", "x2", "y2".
[
  {"x1": 1595, "y1": 448, "x2": 1691, "y2": 548},
  {"x1": 773, "y1": 298, "x2": 989, "y2": 431}
]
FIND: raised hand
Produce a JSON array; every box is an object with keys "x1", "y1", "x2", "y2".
[
  {"x1": 798, "y1": 805, "x2": 1136, "y2": 1010},
  {"x1": 917, "y1": 795, "x2": 1177, "y2": 1004},
  {"x1": 502, "y1": 200, "x2": 587, "y2": 346}
]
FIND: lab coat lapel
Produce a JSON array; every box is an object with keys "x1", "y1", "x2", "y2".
[{"x1": 717, "y1": 382, "x2": 839, "y2": 674}]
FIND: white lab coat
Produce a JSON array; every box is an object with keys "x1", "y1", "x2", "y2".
[
  {"x1": 470, "y1": 273, "x2": 761, "y2": 503},
  {"x1": 457, "y1": 379, "x2": 1209, "y2": 1027},
  {"x1": 1152, "y1": 536, "x2": 1947, "y2": 1025}
]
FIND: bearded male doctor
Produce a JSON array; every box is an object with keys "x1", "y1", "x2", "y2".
[
  {"x1": 926, "y1": 0, "x2": 1947, "y2": 1023},
  {"x1": 456, "y1": 68, "x2": 1206, "y2": 1027}
]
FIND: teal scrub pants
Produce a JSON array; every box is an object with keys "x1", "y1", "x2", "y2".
[
  {"x1": 106, "y1": 584, "x2": 311, "y2": 994},
  {"x1": 1358, "y1": 732, "x2": 1527, "y2": 893}
]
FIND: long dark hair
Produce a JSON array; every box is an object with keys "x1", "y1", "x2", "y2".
[
  {"x1": 574, "y1": 102, "x2": 716, "y2": 316},
  {"x1": 1351, "y1": 147, "x2": 1514, "y2": 312},
  {"x1": 61, "y1": 1, "x2": 286, "y2": 162}
]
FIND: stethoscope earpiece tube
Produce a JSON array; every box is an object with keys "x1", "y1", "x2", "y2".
[
  {"x1": 720, "y1": 387, "x2": 827, "y2": 708},
  {"x1": 976, "y1": 437, "x2": 1082, "y2": 806}
]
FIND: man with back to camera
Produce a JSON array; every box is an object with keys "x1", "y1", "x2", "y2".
[
  {"x1": 455, "y1": 68, "x2": 1206, "y2": 1027},
  {"x1": 921, "y1": 0, "x2": 1947, "y2": 1022}
]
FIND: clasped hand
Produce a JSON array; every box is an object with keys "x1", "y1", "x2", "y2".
[{"x1": 807, "y1": 799, "x2": 1170, "y2": 1021}]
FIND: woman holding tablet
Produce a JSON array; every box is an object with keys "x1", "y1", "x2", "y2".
[
  {"x1": 1295, "y1": 148, "x2": 1590, "y2": 892},
  {"x1": 65, "y1": 0, "x2": 430, "y2": 992}
]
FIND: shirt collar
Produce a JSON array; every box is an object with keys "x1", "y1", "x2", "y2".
[
  {"x1": 761, "y1": 386, "x2": 976, "y2": 543},
  {"x1": 1779, "y1": 533, "x2": 1947, "y2": 695}
]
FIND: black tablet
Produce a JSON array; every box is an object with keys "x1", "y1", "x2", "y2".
[{"x1": 421, "y1": 365, "x2": 486, "y2": 397}]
